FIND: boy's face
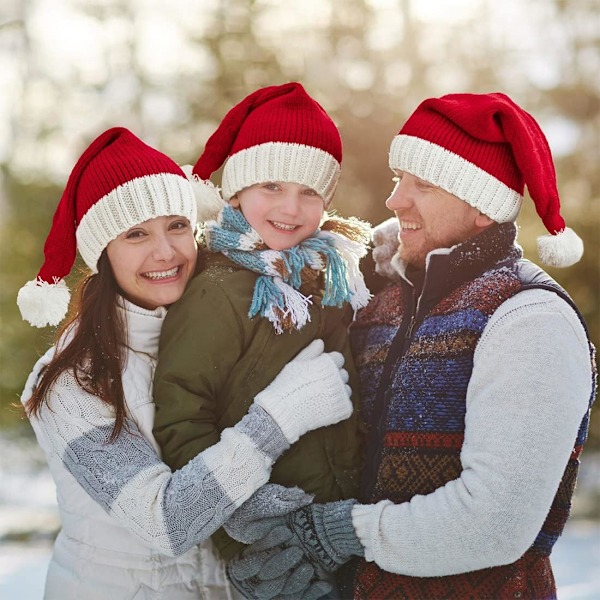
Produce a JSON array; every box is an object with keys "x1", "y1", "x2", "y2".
[{"x1": 230, "y1": 182, "x2": 325, "y2": 251}]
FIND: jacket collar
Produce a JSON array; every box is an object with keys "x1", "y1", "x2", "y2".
[{"x1": 392, "y1": 222, "x2": 522, "y2": 303}]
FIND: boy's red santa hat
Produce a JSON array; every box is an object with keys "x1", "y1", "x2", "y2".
[
  {"x1": 17, "y1": 127, "x2": 198, "y2": 328},
  {"x1": 185, "y1": 82, "x2": 342, "y2": 206},
  {"x1": 389, "y1": 92, "x2": 583, "y2": 267}
]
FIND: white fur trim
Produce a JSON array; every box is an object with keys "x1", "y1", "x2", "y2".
[
  {"x1": 76, "y1": 173, "x2": 197, "y2": 273},
  {"x1": 180, "y1": 165, "x2": 226, "y2": 223},
  {"x1": 17, "y1": 278, "x2": 71, "y2": 328},
  {"x1": 372, "y1": 217, "x2": 401, "y2": 281},
  {"x1": 537, "y1": 227, "x2": 583, "y2": 268},
  {"x1": 389, "y1": 135, "x2": 523, "y2": 222},
  {"x1": 222, "y1": 142, "x2": 341, "y2": 204}
]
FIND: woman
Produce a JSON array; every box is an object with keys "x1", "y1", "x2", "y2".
[{"x1": 16, "y1": 127, "x2": 353, "y2": 600}]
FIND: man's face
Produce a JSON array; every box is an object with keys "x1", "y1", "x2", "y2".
[{"x1": 385, "y1": 171, "x2": 491, "y2": 268}]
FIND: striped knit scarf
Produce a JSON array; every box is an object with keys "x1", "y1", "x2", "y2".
[{"x1": 204, "y1": 204, "x2": 372, "y2": 334}]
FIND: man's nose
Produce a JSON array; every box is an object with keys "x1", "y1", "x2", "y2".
[{"x1": 386, "y1": 180, "x2": 412, "y2": 211}]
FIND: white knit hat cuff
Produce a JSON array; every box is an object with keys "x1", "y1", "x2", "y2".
[
  {"x1": 76, "y1": 173, "x2": 197, "y2": 272},
  {"x1": 389, "y1": 134, "x2": 523, "y2": 223},
  {"x1": 222, "y1": 142, "x2": 341, "y2": 205}
]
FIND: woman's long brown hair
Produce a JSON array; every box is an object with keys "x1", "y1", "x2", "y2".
[{"x1": 25, "y1": 251, "x2": 128, "y2": 441}]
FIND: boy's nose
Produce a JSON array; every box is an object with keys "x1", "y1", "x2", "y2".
[{"x1": 280, "y1": 192, "x2": 302, "y2": 216}]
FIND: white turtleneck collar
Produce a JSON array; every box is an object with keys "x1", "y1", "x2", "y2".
[{"x1": 117, "y1": 297, "x2": 168, "y2": 358}]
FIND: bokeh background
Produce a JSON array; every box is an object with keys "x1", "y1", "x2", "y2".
[{"x1": 1, "y1": 0, "x2": 598, "y2": 597}]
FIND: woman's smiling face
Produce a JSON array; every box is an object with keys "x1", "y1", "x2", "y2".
[{"x1": 106, "y1": 215, "x2": 197, "y2": 310}]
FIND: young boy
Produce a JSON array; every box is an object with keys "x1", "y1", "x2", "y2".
[{"x1": 152, "y1": 82, "x2": 371, "y2": 561}]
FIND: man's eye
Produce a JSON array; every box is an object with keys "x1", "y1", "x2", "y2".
[{"x1": 416, "y1": 179, "x2": 433, "y2": 190}]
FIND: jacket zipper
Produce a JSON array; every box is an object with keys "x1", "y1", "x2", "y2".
[{"x1": 362, "y1": 284, "x2": 420, "y2": 498}]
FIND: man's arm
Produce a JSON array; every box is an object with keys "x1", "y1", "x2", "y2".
[{"x1": 352, "y1": 288, "x2": 592, "y2": 576}]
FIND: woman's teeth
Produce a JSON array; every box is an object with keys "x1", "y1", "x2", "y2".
[{"x1": 144, "y1": 266, "x2": 179, "y2": 280}]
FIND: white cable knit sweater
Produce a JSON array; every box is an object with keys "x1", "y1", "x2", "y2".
[{"x1": 21, "y1": 299, "x2": 289, "y2": 599}]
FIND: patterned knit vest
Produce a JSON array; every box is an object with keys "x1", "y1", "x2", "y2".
[{"x1": 348, "y1": 224, "x2": 595, "y2": 600}]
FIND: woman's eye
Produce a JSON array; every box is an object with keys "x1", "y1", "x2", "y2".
[
  {"x1": 169, "y1": 220, "x2": 189, "y2": 231},
  {"x1": 125, "y1": 229, "x2": 145, "y2": 239},
  {"x1": 263, "y1": 182, "x2": 280, "y2": 191}
]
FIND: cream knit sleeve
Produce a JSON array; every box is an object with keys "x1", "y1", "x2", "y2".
[
  {"x1": 352, "y1": 289, "x2": 592, "y2": 576},
  {"x1": 27, "y1": 367, "x2": 289, "y2": 558}
]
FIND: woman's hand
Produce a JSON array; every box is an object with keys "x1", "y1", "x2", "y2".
[{"x1": 253, "y1": 339, "x2": 352, "y2": 444}]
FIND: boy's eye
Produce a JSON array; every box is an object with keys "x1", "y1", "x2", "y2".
[{"x1": 302, "y1": 188, "x2": 320, "y2": 197}]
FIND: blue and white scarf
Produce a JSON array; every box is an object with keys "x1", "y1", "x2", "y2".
[{"x1": 204, "y1": 204, "x2": 372, "y2": 334}]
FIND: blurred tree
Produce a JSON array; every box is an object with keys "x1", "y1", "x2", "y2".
[{"x1": 1, "y1": 0, "x2": 598, "y2": 444}]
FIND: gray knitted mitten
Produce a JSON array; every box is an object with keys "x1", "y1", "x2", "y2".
[
  {"x1": 286, "y1": 499, "x2": 364, "y2": 572},
  {"x1": 225, "y1": 484, "x2": 314, "y2": 544},
  {"x1": 227, "y1": 541, "x2": 332, "y2": 600}
]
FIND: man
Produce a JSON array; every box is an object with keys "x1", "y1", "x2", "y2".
[{"x1": 224, "y1": 93, "x2": 596, "y2": 599}]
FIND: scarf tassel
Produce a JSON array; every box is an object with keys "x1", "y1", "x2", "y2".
[{"x1": 250, "y1": 276, "x2": 312, "y2": 334}]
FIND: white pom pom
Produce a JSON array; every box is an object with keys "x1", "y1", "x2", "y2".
[
  {"x1": 537, "y1": 227, "x2": 584, "y2": 268},
  {"x1": 17, "y1": 279, "x2": 71, "y2": 328},
  {"x1": 180, "y1": 164, "x2": 226, "y2": 222}
]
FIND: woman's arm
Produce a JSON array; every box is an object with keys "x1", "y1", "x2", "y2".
[{"x1": 26, "y1": 340, "x2": 352, "y2": 558}]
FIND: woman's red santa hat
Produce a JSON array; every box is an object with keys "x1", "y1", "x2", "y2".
[
  {"x1": 388, "y1": 92, "x2": 584, "y2": 267},
  {"x1": 17, "y1": 127, "x2": 200, "y2": 328}
]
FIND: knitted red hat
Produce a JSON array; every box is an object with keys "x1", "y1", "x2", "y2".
[
  {"x1": 389, "y1": 92, "x2": 583, "y2": 267},
  {"x1": 17, "y1": 127, "x2": 197, "y2": 328},
  {"x1": 186, "y1": 82, "x2": 342, "y2": 206}
]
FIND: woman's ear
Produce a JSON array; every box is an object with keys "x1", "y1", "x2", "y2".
[
  {"x1": 229, "y1": 194, "x2": 240, "y2": 208},
  {"x1": 475, "y1": 212, "x2": 494, "y2": 228}
]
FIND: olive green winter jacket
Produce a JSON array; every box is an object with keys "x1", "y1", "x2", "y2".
[{"x1": 153, "y1": 250, "x2": 363, "y2": 560}]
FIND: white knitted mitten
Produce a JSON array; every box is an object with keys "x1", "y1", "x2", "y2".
[{"x1": 253, "y1": 340, "x2": 352, "y2": 444}]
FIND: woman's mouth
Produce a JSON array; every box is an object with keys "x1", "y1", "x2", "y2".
[{"x1": 142, "y1": 266, "x2": 180, "y2": 280}]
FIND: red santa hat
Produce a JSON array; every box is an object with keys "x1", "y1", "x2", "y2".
[
  {"x1": 388, "y1": 92, "x2": 583, "y2": 267},
  {"x1": 185, "y1": 82, "x2": 342, "y2": 206},
  {"x1": 17, "y1": 127, "x2": 198, "y2": 328}
]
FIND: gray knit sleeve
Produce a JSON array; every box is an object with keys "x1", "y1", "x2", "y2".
[{"x1": 35, "y1": 371, "x2": 288, "y2": 557}]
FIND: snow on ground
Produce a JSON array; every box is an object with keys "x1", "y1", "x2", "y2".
[{"x1": 1, "y1": 429, "x2": 598, "y2": 599}]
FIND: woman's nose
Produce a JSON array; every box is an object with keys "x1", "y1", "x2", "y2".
[{"x1": 152, "y1": 234, "x2": 177, "y2": 261}]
